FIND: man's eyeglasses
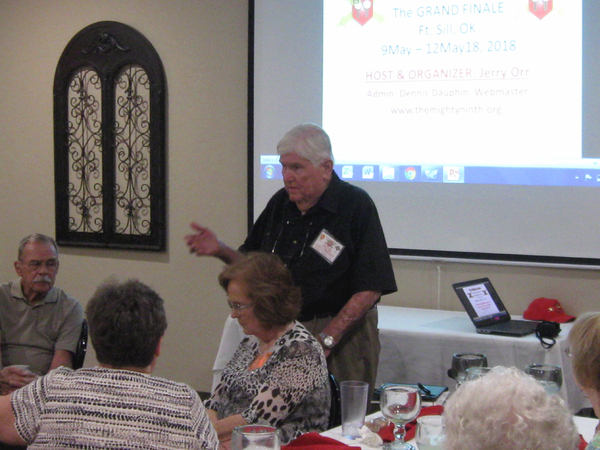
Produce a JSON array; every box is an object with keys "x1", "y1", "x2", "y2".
[
  {"x1": 20, "y1": 259, "x2": 59, "y2": 271},
  {"x1": 227, "y1": 300, "x2": 252, "y2": 311}
]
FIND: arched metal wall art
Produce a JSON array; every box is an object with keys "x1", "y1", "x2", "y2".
[{"x1": 54, "y1": 21, "x2": 166, "y2": 250}]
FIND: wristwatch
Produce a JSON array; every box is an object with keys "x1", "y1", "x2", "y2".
[{"x1": 319, "y1": 332, "x2": 335, "y2": 349}]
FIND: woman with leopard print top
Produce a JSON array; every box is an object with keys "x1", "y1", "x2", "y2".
[{"x1": 205, "y1": 253, "x2": 330, "y2": 446}]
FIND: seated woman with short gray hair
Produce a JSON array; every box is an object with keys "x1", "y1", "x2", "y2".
[
  {"x1": 0, "y1": 279, "x2": 218, "y2": 450},
  {"x1": 443, "y1": 366, "x2": 579, "y2": 450}
]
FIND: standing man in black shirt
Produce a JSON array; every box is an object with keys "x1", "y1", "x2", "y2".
[{"x1": 186, "y1": 123, "x2": 397, "y2": 390}]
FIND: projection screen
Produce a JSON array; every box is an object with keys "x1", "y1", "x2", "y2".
[{"x1": 250, "y1": 0, "x2": 600, "y2": 267}]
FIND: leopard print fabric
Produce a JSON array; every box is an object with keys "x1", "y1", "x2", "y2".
[{"x1": 205, "y1": 322, "x2": 330, "y2": 443}]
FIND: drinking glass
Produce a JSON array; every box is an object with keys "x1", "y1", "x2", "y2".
[
  {"x1": 525, "y1": 364, "x2": 563, "y2": 395},
  {"x1": 231, "y1": 425, "x2": 281, "y2": 450},
  {"x1": 465, "y1": 366, "x2": 492, "y2": 381},
  {"x1": 340, "y1": 381, "x2": 369, "y2": 439},
  {"x1": 449, "y1": 353, "x2": 488, "y2": 386},
  {"x1": 415, "y1": 415, "x2": 444, "y2": 450},
  {"x1": 380, "y1": 385, "x2": 421, "y2": 450}
]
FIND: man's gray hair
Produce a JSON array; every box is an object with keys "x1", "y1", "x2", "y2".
[
  {"x1": 277, "y1": 123, "x2": 334, "y2": 166},
  {"x1": 18, "y1": 234, "x2": 59, "y2": 260}
]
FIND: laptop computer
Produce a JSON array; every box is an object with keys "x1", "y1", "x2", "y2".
[{"x1": 452, "y1": 277, "x2": 540, "y2": 337}]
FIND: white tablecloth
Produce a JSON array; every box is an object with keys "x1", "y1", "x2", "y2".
[
  {"x1": 376, "y1": 305, "x2": 588, "y2": 412},
  {"x1": 211, "y1": 306, "x2": 589, "y2": 411},
  {"x1": 322, "y1": 412, "x2": 598, "y2": 449}
]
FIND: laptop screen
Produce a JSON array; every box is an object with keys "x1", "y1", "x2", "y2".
[{"x1": 453, "y1": 278, "x2": 511, "y2": 326}]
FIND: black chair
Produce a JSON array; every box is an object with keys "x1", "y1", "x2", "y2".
[
  {"x1": 72, "y1": 319, "x2": 88, "y2": 370},
  {"x1": 328, "y1": 372, "x2": 342, "y2": 429}
]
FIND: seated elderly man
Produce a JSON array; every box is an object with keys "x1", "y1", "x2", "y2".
[
  {"x1": 0, "y1": 234, "x2": 83, "y2": 395},
  {"x1": 0, "y1": 278, "x2": 218, "y2": 449},
  {"x1": 443, "y1": 366, "x2": 580, "y2": 450}
]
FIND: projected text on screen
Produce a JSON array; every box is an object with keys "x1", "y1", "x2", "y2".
[{"x1": 289, "y1": 0, "x2": 598, "y2": 187}]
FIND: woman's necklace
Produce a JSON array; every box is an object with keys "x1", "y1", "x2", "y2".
[{"x1": 249, "y1": 322, "x2": 294, "y2": 371}]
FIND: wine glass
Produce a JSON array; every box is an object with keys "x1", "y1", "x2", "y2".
[
  {"x1": 231, "y1": 425, "x2": 281, "y2": 450},
  {"x1": 380, "y1": 385, "x2": 422, "y2": 450},
  {"x1": 465, "y1": 366, "x2": 492, "y2": 381},
  {"x1": 449, "y1": 353, "x2": 488, "y2": 386},
  {"x1": 525, "y1": 364, "x2": 563, "y2": 395}
]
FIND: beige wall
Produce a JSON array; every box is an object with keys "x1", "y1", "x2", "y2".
[{"x1": 0, "y1": 0, "x2": 598, "y2": 394}]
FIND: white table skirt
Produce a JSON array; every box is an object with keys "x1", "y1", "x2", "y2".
[
  {"x1": 376, "y1": 305, "x2": 588, "y2": 412},
  {"x1": 211, "y1": 315, "x2": 246, "y2": 393}
]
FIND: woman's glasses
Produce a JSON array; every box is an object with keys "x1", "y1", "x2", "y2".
[{"x1": 227, "y1": 300, "x2": 252, "y2": 311}]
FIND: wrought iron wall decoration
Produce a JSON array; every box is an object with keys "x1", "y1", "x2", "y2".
[{"x1": 54, "y1": 21, "x2": 166, "y2": 250}]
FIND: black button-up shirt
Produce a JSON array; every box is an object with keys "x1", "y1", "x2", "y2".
[{"x1": 240, "y1": 172, "x2": 397, "y2": 319}]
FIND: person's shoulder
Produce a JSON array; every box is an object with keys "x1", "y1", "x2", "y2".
[
  {"x1": 2, "y1": 280, "x2": 21, "y2": 297},
  {"x1": 52, "y1": 286, "x2": 77, "y2": 300},
  {"x1": 329, "y1": 172, "x2": 373, "y2": 200},
  {"x1": 324, "y1": 175, "x2": 377, "y2": 214},
  {"x1": 290, "y1": 321, "x2": 313, "y2": 339},
  {"x1": 52, "y1": 286, "x2": 83, "y2": 308},
  {"x1": 339, "y1": 179, "x2": 373, "y2": 200},
  {"x1": 287, "y1": 323, "x2": 322, "y2": 350},
  {"x1": 0, "y1": 281, "x2": 12, "y2": 298},
  {"x1": 147, "y1": 373, "x2": 201, "y2": 398},
  {"x1": 252, "y1": 188, "x2": 293, "y2": 226},
  {"x1": 267, "y1": 187, "x2": 290, "y2": 204},
  {"x1": 36, "y1": 365, "x2": 74, "y2": 384}
]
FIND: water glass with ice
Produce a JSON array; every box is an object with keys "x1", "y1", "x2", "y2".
[
  {"x1": 415, "y1": 415, "x2": 444, "y2": 450},
  {"x1": 340, "y1": 380, "x2": 369, "y2": 439},
  {"x1": 524, "y1": 364, "x2": 563, "y2": 395},
  {"x1": 231, "y1": 425, "x2": 281, "y2": 450}
]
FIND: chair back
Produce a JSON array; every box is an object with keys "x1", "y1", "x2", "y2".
[
  {"x1": 72, "y1": 319, "x2": 88, "y2": 370},
  {"x1": 328, "y1": 372, "x2": 342, "y2": 429}
]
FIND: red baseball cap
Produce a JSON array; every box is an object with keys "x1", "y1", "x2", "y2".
[{"x1": 523, "y1": 298, "x2": 576, "y2": 323}]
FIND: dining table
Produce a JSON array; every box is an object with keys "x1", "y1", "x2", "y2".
[
  {"x1": 376, "y1": 305, "x2": 589, "y2": 412},
  {"x1": 212, "y1": 306, "x2": 590, "y2": 412},
  {"x1": 321, "y1": 411, "x2": 599, "y2": 450}
]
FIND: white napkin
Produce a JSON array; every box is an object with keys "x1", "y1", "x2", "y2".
[{"x1": 358, "y1": 426, "x2": 384, "y2": 447}]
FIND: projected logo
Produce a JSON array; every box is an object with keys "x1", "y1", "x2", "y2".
[
  {"x1": 405, "y1": 167, "x2": 417, "y2": 180},
  {"x1": 352, "y1": 0, "x2": 373, "y2": 26},
  {"x1": 529, "y1": 0, "x2": 552, "y2": 20},
  {"x1": 444, "y1": 166, "x2": 464, "y2": 183},
  {"x1": 263, "y1": 165, "x2": 275, "y2": 179},
  {"x1": 362, "y1": 166, "x2": 374, "y2": 179},
  {"x1": 421, "y1": 166, "x2": 443, "y2": 182},
  {"x1": 381, "y1": 166, "x2": 396, "y2": 180},
  {"x1": 342, "y1": 165, "x2": 354, "y2": 179}
]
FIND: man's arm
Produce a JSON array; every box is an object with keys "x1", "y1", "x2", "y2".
[
  {"x1": 0, "y1": 394, "x2": 27, "y2": 446},
  {"x1": 184, "y1": 222, "x2": 244, "y2": 265},
  {"x1": 50, "y1": 348, "x2": 73, "y2": 370},
  {"x1": 318, "y1": 290, "x2": 381, "y2": 356},
  {"x1": 0, "y1": 367, "x2": 39, "y2": 395}
]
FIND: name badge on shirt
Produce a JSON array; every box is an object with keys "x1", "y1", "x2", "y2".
[{"x1": 311, "y1": 229, "x2": 344, "y2": 264}]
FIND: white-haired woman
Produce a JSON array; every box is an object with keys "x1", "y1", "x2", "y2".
[{"x1": 443, "y1": 366, "x2": 579, "y2": 450}]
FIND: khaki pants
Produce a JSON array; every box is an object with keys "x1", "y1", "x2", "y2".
[{"x1": 302, "y1": 307, "x2": 380, "y2": 400}]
